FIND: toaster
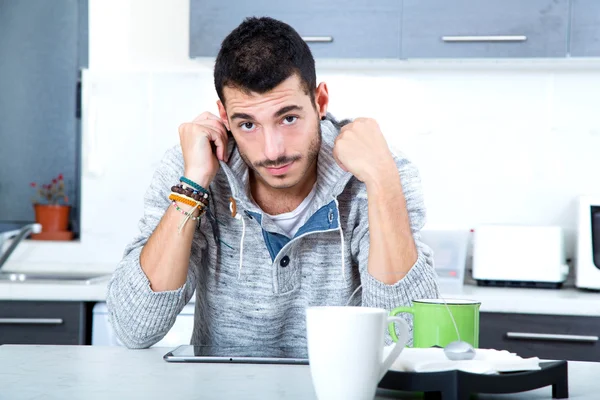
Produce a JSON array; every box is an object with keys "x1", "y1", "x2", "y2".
[{"x1": 472, "y1": 225, "x2": 568, "y2": 288}]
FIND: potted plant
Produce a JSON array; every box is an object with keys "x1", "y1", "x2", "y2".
[{"x1": 30, "y1": 174, "x2": 73, "y2": 240}]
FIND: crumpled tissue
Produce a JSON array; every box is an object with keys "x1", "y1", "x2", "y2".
[{"x1": 383, "y1": 346, "x2": 541, "y2": 375}]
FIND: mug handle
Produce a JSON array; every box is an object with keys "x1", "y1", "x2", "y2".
[
  {"x1": 388, "y1": 307, "x2": 414, "y2": 343},
  {"x1": 379, "y1": 316, "x2": 409, "y2": 381}
]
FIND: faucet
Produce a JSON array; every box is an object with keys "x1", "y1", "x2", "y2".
[{"x1": 0, "y1": 223, "x2": 42, "y2": 271}]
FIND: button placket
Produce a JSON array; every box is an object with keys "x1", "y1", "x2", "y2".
[{"x1": 276, "y1": 249, "x2": 298, "y2": 293}]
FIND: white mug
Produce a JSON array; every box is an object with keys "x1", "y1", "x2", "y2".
[{"x1": 306, "y1": 306, "x2": 409, "y2": 400}]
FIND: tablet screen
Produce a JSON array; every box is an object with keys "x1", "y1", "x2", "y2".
[{"x1": 164, "y1": 345, "x2": 309, "y2": 364}]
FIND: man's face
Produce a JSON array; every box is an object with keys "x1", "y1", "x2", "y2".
[{"x1": 218, "y1": 74, "x2": 326, "y2": 190}]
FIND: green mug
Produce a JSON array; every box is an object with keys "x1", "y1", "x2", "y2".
[{"x1": 388, "y1": 299, "x2": 481, "y2": 348}]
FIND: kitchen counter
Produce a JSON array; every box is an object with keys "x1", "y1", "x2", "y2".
[
  {"x1": 0, "y1": 345, "x2": 594, "y2": 399},
  {"x1": 1, "y1": 273, "x2": 600, "y2": 316},
  {"x1": 0, "y1": 279, "x2": 109, "y2": 301},
  {"x1": 447, "y1": 284, "x2": 600, "y2": 317},
  {"x1": 0, "y1": 261, "x2": 113, "y2": 301}
]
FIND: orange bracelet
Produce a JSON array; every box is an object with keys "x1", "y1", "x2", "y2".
[{"x1": 169, "y1": 193, "x2": 205, "y2": 209}]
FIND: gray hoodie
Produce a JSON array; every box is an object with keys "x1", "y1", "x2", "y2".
[{"x1": 106, "y1": 115, "x2": 440, "y2": 349}]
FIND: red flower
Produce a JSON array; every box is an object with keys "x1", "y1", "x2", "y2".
[
  {"x1": 58, "y1": 174, "x2": 63, "y2": 180},
  {"x1": 52, "y1": 179, "x2": 57, "y2": 184},
  {"x1": 30, "y1": 182, "x2": 36, "y2": 188}
]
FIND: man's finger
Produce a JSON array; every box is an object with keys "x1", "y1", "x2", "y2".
[
  {"x1": 195, "y1": 121, "x2": 229, "y2": 161},
  {"x1": 196, "y1": 125, "x2": 227, "y2": 161},
  {"x1": 192, "y1": 112, "x2": 221, "y2": 123},
  {"x1": 332, "y1": 145, "x2": 348, "y2": 172},
  {"x1": 196, "y1": 118, "x2": 228, "y2": 136},
  {"x1": 333, "y1": 152, "x2": 348, "y2": 172}
]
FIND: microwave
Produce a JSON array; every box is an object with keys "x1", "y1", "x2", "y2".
[{"x1": 575, "y1": 196, "x2": 600, "y2": 290}]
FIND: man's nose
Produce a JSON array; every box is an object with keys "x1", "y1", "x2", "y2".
[{"x1": 263, "y1": 128, "x2": 285, "y2": 162}]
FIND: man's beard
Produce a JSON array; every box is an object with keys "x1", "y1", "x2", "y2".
[{"x1": 239, "y1": 120, "x2": 322, "y2": 190}]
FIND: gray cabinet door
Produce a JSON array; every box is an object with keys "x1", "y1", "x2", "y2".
[
  {"x1": 0, "y1": 0, "x2": 86, "y2": 232},
  {"x1": 0, "y1": 301, "x2": 91, "y2": 345},
  {"x1": 569, "y1": 0, "x2": 600, "y2": 56},
  {"x1": 401, "y1": 0, "x2": 569, "y2": 58},
  {"x1": 480, "y1": 312, "x2": 600, "y2": 362},
  {"x1": 189, "y1": 0, "x2": 401, "y2": 59}
]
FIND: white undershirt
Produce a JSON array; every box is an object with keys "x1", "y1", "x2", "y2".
[{"x1": 266, "y1": 184, "x2": 317, "y2": 238}]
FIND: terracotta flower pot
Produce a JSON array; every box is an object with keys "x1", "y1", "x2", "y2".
[{"x1": 33, "y1": 204, "x2": 71, "y2": 237}]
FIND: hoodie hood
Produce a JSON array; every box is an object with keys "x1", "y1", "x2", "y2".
[{"x1": 217, "y1": 113, "x2": 354, "y2": 229}]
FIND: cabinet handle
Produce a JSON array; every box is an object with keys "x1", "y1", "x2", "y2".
[
  {"x1": 442, "y1": 35, "x2": 527, "y2": 42},
  {"x1": 302, "y1": 36, "x2": 333, "y2": 43},
  {"x1": 506, "y1": 332, "x2": 599, "y2": 343},
  {"x1": 0, "y1": 318, "x2": 64, "y2": 325}
]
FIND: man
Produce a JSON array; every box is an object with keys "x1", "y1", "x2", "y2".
[{"x1": 106, "y1": 17, "x2": 439, "y2": 349}]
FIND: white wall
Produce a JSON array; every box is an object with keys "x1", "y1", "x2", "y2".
[
  {"x1": 88, "y1": 0, "x2": 198, "y2": 70},
  {"x1": 7, "y1": 0, "x2": 600, "y2": 272}
]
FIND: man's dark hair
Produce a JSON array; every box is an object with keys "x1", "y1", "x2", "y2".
[{"x1": 214, "y1": 17, "x2": 317, "y2": 107}]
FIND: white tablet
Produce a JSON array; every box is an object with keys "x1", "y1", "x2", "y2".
[{"x1": 163, "y1": 344, "x2": 309, "y2": 365}]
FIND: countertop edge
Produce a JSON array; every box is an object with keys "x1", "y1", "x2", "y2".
[{"x1": 1, "y1": 283, "x2": 600, "y2": 318}]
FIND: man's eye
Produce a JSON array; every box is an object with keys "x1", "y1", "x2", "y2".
[
  {"x1": 240, "y1": 122, "x2": 255, "y2": 132},
  {"x1": 282, "y1": 116, "x2": 298, "y2": 125}
]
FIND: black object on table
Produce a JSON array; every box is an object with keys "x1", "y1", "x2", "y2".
[{"x1": 378, "y1": 360, "x2": 568, "y2": 400}]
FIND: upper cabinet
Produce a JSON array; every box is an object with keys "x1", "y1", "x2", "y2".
[
  {"x1": 401, "y1": 0, "x2": 570, "y2": 58},
  {"x1": 189, "y1": 0, "x2": 600, "y2": 60},
  {"x1": 189, "y1": 0, "x2": 402, "y2": 59},
  {"x1": 569, "y1": 0, "x2": 600, "y2": 57}
]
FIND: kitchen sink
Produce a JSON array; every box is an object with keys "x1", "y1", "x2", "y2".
[{"x1": 0, "y1": 272, "x2": 112, "y2": 285}]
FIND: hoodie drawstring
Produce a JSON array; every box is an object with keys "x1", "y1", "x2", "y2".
[
  {"x1": 339, "y1": 218, "x2": 346, "y2": 281},
  {"x1": 230, "y1": 198, "x2": 246, "y2": 279},
  {"x1": 333, "y1": 197, "x2": 346, "y2": 281}
]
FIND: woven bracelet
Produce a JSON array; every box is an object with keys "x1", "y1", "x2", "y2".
[
  {"x1": 180, "y1": 176, "x2": 209, "y2": 195},
  {"x1": 169, "y1": 193, "x2": 206, "y2": 209}
]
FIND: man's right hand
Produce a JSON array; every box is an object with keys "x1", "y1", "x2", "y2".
[{"x1": 178, "y1": 112, "x2": 229, "y2": 188}]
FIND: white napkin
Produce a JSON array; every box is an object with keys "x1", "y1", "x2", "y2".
[{"x1": 383, "y1": 346, "x2": 541, "y2": 375}]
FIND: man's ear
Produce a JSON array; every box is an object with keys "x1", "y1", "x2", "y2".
[
  {"x1": 315, "y1": 82, "x2": 329, "y2": 120},
  {"x1": 216, "y1": 100, "x2": 230, "y2": 131}
]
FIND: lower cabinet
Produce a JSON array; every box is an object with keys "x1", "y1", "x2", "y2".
[
  {"x1": 480, "y1": 312, "x2": 600, "y2": 362},
  {"x1": 3, "y1": 302, "x2": 598, "y2": 358},
  {"x1": 0, "y1": 301, "x2": 94, "y2": 345}
]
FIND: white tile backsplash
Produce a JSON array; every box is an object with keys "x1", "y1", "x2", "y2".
[{"x1": 7, "y1": 64, "x2": 600, "y2": 272}]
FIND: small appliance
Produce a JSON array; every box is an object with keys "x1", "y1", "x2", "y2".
[
  {"x1": 472, "y1": 224, "x2": 568, "y2": 288},
  {"x1": 575, "y1": 196, "x2": 600, "y2": 290},
  {"x1": 419, "y1": 229, "x2": 469, "y2": 293}
]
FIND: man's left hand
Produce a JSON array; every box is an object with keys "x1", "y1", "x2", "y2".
[{"x1": 333, "y1": 118, "x2": 396, "y2": 184}]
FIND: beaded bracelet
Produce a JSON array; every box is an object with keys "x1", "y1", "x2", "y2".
[
  {"x1": 171, "y1": 201, "x2": 201, "y2": 221},
  {"x1": 171, "y1": 184, "x2": 209, "y2": 205},
  {"x1": 180, "y1": 183, "x2": 209, "y2": 199},
  {"x1": 180, "y1": 176, "x2": 209, "y2": 195}
]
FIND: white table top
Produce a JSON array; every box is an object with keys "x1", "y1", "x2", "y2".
[{"x1": 0, "y1": 345, "x2": 594, "y2": 400}]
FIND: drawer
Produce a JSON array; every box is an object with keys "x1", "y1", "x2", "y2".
[
  {"x1": 189, "y1": 0, "x2": 402, "y2": 59},
  {"x1": 401, "y1": 0, "x2": 569, "y2": 58},
  {"x1": 0, "y1": 301, "x2": 92, "y2": 345},
  {"x1": 480, "y1": 313, "x2": 600, "y2": 362}
]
